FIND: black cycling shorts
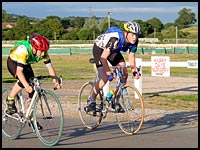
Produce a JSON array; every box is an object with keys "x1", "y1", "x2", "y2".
[
  {"x1": 7, "y1": 56, "x2": 34, "y2": 88},
  {"x1": 92, "y1": 43, "x2": 125, "y2": 68}
]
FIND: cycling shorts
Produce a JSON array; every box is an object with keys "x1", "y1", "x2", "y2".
[{"x1": 92, "y1": 43, "x2": 125, "y2": 68}]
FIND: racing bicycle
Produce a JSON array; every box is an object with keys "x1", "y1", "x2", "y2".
[
  {"x1": 2, "y1": 75, "x2": 64, "y2": 146},
  {"x1": 78, "y1": 58, "x2": 144, "y2": 135}
]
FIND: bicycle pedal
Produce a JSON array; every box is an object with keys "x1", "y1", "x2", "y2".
[{"x1": 84, "y1": 106, "x2": 90, "y2": 113}]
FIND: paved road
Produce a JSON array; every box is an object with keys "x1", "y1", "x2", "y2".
[{"x1": 2, "y1": 117, "x2": 198, "y2": 148}]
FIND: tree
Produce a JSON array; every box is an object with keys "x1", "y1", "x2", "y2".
[
  {"x1": 13, "y1": 17, "x2": 32, "y2": 39},
  {"x1": 61, "y1": 18, "x2": 71, "y2": 29},
  {"x1": 73, "y1": 17, "x2": 85, "y2": 29},
  {"x1": 174, "y1": 8, "x2": 197, "y2": 29},
  {"x1": 146, "y1": 17, "x2": 164, "y2": 32},
  {"x1": 134, "y1": 19, "x2": 153, "y2": 38},
  {"x1": 2, "y1": 10, "x2": 12, "y2": 22},
  {"x1": 39, "y1": 16, "x2": 65, "y2": 40},
  {"x1": 164, "y1": 23, "x2": 174, "y2": 29}
]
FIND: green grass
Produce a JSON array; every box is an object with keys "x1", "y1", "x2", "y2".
[
  {"x1": 2, "y1": 53, "x2": 198, "y2": 82},
  {"x1": 2, "y1": 54, "x2": 198, "y2": 110},
  {"x1": 143, "y1": 94, "x2": 198, "y2": 110}
]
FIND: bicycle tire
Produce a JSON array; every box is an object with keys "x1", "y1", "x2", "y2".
[
  {"x1": 115, "y1": 84, "x2": 144, "y2": 135},
  {"x1": 78, "y1": 82, "x2": 103, "y2": 129},
  {"x1": 2, "y1": 87, "x2": 23, "y2": 140},
  {"x1": 33, "y1": 90, "x2": 64, "y2": 146}
]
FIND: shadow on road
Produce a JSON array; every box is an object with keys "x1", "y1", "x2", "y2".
[
  {"x1": 59, "y1": 120, "x2": 127, "y2": 146},
  {"x1": 57, "y1": 110, "x2": 198, "y2": 146},
  {"x1": 141, "y1": 110, "x2": 198, "y2": 134}
]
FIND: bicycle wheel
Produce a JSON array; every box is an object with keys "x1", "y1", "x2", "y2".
[
  {"x1": 115, "y1": 84, "x2": 144, "y2": 135},
  {"x1": 2, "y1": 87, "x2": 23, "y2": 140},
  {"x1": 78, "y1": 82, "x2": 103, "y2": 129},
  {"x1": 33, "y1": 90, "x2": 64, "y2": 146}
]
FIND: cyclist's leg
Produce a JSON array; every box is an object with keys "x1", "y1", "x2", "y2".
[
  {"x1": 87, "y1": 66, "x2": 108, "y2": 116},
  {"x1": 6, "y1": 57, "x2": 22, "y2": 114},
  {"x1": 108, "y1": 52, "x2": 127, "y2": 112},
  {"x1": 108, "y1": 51, "x2": 127, "y2": 77},
  {"x1": 89, "y1": 44, "x2": 108, "y2": 115},
  {"x1": 5, "y1": 83, "x2": 22, "y2": 114},
  {"x1": 109, "y1": 52, "x2": 128, "y2": 84}
]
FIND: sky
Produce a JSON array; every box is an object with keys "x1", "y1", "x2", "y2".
[{"x1": 2, "y1": 2, "x2": 198, "y2": 25}]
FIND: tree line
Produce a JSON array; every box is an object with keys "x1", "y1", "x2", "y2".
[{"x1": 2, "y1": 8, "x2": 197, "y2": 41}]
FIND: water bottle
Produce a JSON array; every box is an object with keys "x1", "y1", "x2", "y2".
[{"x1": 106, "y1": 90, "x2": 115, "y2": 102}]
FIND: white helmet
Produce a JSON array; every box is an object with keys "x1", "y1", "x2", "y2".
[{"x1": 124, "y1": 21, "x2": 141, "y2": 34}]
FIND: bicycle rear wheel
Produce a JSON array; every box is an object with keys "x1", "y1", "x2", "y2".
[
  {"x1": 33, "y1": 90, "x2": 64, "y2": 146},
  {"x1": 2, "y1": 87, "x2": 23, "y2": 140},
  {"x1": 115, "y1": 84, "x2": 144, "y2": 135},
  {"x1": 78, "y1": 82, "x2": 103, "y2": 129}
]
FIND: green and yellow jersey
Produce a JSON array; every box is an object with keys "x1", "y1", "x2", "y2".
[{"x1": 9, "y1": 40, "x2": 50, "y2": 65}]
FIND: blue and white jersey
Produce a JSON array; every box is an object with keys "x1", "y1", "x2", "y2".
[{"x1": 94, "y1": 26, "x2": 138, "y2": 53}]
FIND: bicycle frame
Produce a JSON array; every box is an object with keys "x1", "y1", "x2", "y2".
[
  {"x1": 112, "y1": 66, "x2": 129, "y2": 108},
  {"x1": 93, "y1": 65, "x2": 139, "y2": 108},
  {"x1": 2, "y1": 75, "x2": 64, "y2": 146},
  {"x1": 5, "y1": 77, "x2": 50, "y2": 127}
]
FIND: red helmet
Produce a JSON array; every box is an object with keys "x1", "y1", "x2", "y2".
[{"x1": 31, "y1": 34, "x2": 49, "y2": 51}]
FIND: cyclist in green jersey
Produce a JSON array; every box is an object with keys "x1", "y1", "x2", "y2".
[{"x1": 6, "y1": 33, "x2": 61, "y2": 129}]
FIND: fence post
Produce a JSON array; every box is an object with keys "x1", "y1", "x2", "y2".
[
  {"x1": 185, "y1": 46, "x2": 189, "y2": 54},
  {"x1": 134, "y1": 58, "x2": 142, "y2": 99},
  {"x1": 69, "y1": 48, "x2": 72, "y2": 55},
  {"x1": 172, "y1": 47, "x2": 175, "y2": 54},
  {"x1": 141, "y1": 47, "x2": 144, "y2": 54},
  {"x1": 164, "y1": 48, "x2": 167, "y2": 54}
]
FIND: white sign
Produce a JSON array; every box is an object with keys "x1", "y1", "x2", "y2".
[
  {"x1": 151, "y1": 56, "x2": 170, "y2": 77},
  {"x1": 187, "y1": 60, "x2": 198, "y2": 68}
]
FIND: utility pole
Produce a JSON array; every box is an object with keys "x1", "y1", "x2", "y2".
[
  {"x1": 176, "y1": 26, "x2": 178, "y2": 44},
  {"x1": 107, "y1": 12, "x2": 112, "y2": 29}
]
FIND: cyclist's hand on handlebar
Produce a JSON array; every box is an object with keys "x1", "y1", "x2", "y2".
[
  {"x1": 132, "y1": 71, "x2": 141, "y2": 79},
  {"x1": 108, "y1": 73, "x2": 114, "y2": 81},
  {"x1": 54, "y1": 82, "x2": 62, "y2": 90}
]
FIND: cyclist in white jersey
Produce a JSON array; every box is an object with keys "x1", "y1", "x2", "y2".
[{"x1": 88, "y1": 21, "x2": 141, "y2": 115}]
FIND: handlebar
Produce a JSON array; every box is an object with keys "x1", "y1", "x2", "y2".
[
  {"x1": 88, "y1": 58, "x2": 141, "y2": 78},
  {"x1": 112, "y1": 65, "x2": 141, "y2": 77},
  {"x1": 29, "y1": 75, "x2": 63, "y2": 90}
]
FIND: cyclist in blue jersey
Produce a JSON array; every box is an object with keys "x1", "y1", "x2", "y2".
[
  {"x1": 88, "y1": 21, "x2": 141, "y2": 115},
  {"x1": 6, "y1": 33, "x2": 62, "y2": 129}
]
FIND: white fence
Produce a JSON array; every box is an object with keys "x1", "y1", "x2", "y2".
[{"x1": 104, "y1": 58, "x2": 198, "y2": 99}]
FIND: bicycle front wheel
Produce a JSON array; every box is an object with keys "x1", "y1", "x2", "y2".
[
  {"x1": 115, "y1": 84, "x2": 145, "y2": 135},
  {"x1": 2, "y1": 87, "x2": 23, "y2": 140},
  {"x1": 33, "y1": 90, "x2": 64, "y2": 146},
  {"x1": 78, "y1": 82, "x2": 103, "y2": 129}
]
